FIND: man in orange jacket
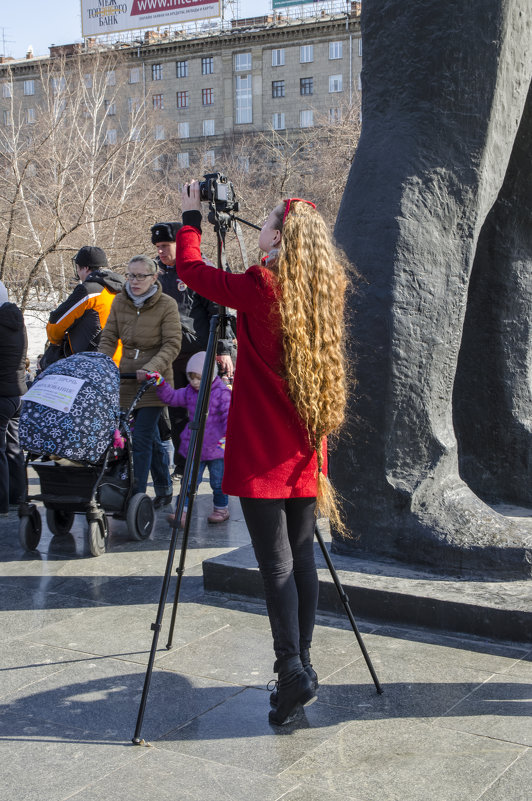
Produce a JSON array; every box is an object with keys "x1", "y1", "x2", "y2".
[{"x1": 44, "y1": 246, "x2": 123, "y2": 368}]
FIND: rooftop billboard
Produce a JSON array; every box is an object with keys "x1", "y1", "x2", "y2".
[{"x1": 81, "y1": 0, "x2": 220, "y2": 38}]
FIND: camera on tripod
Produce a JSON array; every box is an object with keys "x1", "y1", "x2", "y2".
[{"x1": 199, "y1": 173, "x2": 239, "y2": 215}]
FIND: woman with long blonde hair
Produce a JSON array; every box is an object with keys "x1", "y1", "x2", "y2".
[{"x1": 176, "y1": 184, "x2": 347, "y2": 725}]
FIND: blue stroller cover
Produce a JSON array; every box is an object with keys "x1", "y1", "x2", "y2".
[{"x1": 19, "y1": 352, "x2": 120, "y2": 464}]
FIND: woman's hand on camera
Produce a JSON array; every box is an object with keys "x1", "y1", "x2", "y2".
[{"x1": 182, "y1": 180, "x2": 202, "y2": 213}]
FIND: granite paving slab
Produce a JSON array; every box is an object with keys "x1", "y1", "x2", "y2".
[
  {"x1": 0, "y1": 640, "x2": 74, "y2": 699},
  {"x1": 0, "y1": 583, "x2": 98, "y2": 644},
  {"x1": 0, "y1": 656, "x2": 243, "y2": 743},
  {"x1": 26, "y1": 599, "x2": 248, "y2": 668},
  {"x1": 435, "y1": 673, "x2": 532, "y2": 746},
  {"x1": 477, "y1": 749, "x2": 532, "y2": 801},
  {"x1": 61, "y1": 745, "x2": 298, "y2": 801},
  {"x1": 280, "y1": 717, "x2": 526, "y2": 801},
  {"x1": 157, "y1": 686, "x2": 356, "y2": 775},
  {"x1": 0, "y1": 710, "x2": 142, "y2": 801}
]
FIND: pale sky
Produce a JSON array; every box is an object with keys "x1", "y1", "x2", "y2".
[{"x1": 2, "y1": 0, "x2": 273, "y2": 60}]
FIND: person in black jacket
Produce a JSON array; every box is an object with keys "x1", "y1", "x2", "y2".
[
  {"x1": 151, "y1": 222, "x2": 235, "y2": 477},
  {"x1": 0, "y1": 281, "x2": 27, "y2": 514}
]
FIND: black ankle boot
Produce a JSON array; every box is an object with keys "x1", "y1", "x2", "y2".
[
  {"x1": 300, "y1": 647, "x2": 318, "y2": 691},
  {"x1": 269, "y1": 648, "x2": 318, "y2": 708},
  {"x1": 268, "y1": 655, "x2": 317, "y2": 726}
]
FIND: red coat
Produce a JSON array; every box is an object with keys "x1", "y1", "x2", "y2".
[{"x1": 175, "y1": 224, "x2": 326, "y2": 498}]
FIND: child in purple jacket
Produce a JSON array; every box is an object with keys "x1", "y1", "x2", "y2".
[{"x1": 152, "y1": 351, "x2": 231, "y2": 524}]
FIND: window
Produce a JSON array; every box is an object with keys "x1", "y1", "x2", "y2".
[
  {"x1": 329, "y1": 74, "x2": 343, "y2": 92},
  {"x1": 329, "y1": 41, "x2": 343, "y2": 60},
  {"x1": 106, "y1": 129, "x2": 117, "y2": 144},
  {"x1": 204, "y1": 150, "x2": 215, "y2": 167},
  {"x1": 176, "y1": 90, "x2": 189, "y2": 109},
  {"x1": 106, "y1": 70, "x2": 116, "y2": 86},
  {"x1": 152, "y1": 93, "x2": 164, "y2": 110},
  {"x1": 84, "y1": 73, "x2": 93, "y2": 88},
  {"x1": 51, "y1": 77, "x2": 65, "y2": 94},
  {"x1": 202, "y1": 88, "x2": 213, "y2": 106},
  {"x1": 177, "y1": 151, "x2": 189, "y2": 168},
  {"x1": 300, "y1": 45, "x2": 313, "y2": 63},
  {"x1": 129, "y1": 67, "x2": 140, "y2": 84},
  {"x1": 235, "y1": 74, "x2": 252, "y2": 124},
  {"x1": 2, "y1": 83, "x2": 12, "y2": 98},
  {"x1": 154, "y1": 124, "x2": 165, "y2": 140},
  {"x1": 2, "y1": 109, "x2": 9, "y2": 125},
  {"x1": 153, "y1": 155, "x2": 163, "y2": 172},
  {"x1": 25, "y1": 108, "x2": 36, "y2": 124},
  {"x1": 272, "y1": 80, "x2": 285, "y2": 98},
  {"x1": 300, "y1": 109, "x2": 313, "y2": 128},
  {"x1": 178, "y1": 121, "x2": 190, "y2": 139},
  {"x1": 234, "y1": 52, "x2": 251, "y2": 71},
  {"x1": 237, "y1": 155, "x2": 250, "y2": 172},
  {"x1": 130, "y1": 127, "x2": 141, "y2": 142},
  {"x1": 128, "y1": 97, "x2": 141, "y2": 113},
  {"x1": 152, "y1": 63, "x2": 162, "y2": 81},
  {"x1": 329, "y1": 107, "x2": 342, "y2": 123},
  {"x1": 358, "y1": 72, "x2": 362, "y2": 91},
  {"x1": 23, "y1": 80, "x2": 35, "y2": 96},
  {"x1": 271, "y1": 49, "x2": 285, "y2": 67},
  {"x1": 176, "y1": 60, "x2": 188, "y2": 78},
  {"x1": 202, "y1": 57, "x2": 214, "y2": 75},
  {"x1": 104, "y1": 100, "x2": 116, "y2": 115},
  {"x1": 203, "y1": 119, "x2": 215, "y2": 136},
  {"x1": 300, "y1": 77, "x2": 313, "y2": 96},
  {"x1": 272, "y1": 112, "x2": 285, "y2": 131},
  {"x1": 358, "y1": 38, "x2": 363, "y2": 57}
]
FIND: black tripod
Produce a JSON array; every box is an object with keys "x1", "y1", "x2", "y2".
[{"x1": 132, "y1": 202, "x2": 382, "y2": 746}]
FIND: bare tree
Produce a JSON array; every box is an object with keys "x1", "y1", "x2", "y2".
[{"x1": 0, "y1": 51, "x2": 166, "y2": 309}]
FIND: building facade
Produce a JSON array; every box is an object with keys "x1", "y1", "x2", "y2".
[{"x1": 0, "y1": 9, "x2": 362, "y2": 166}]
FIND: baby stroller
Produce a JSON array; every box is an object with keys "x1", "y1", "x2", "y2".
[{"x1": 18, "y1": 352, "x2": 155, "y2": 556}]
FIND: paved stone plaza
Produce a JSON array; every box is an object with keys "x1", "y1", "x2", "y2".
[{"x1": 0, "y1": 477, "x2": 531, "y2": 801}]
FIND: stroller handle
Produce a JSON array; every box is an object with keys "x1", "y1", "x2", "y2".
[{"x1": 120, "y1": 373, "x2": 157, "y2": 383}]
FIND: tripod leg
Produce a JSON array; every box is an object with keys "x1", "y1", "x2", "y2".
[
  {"x1": 314, "y1": 522, "x2": 384, "y2": 694},
  {"x1": 132, "y1": 315, "x2": 221, "y2": 744},
  {"x1": 165, "y1": 317, "x2": 221, "y2": 650}
]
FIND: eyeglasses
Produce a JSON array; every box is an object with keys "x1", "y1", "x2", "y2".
[
  {"x1": 126, "y1": 272, "x2": 155, "y2": 282},
  {"x1": 282, "y1": 197, "x2": 316, "y2": 225}
]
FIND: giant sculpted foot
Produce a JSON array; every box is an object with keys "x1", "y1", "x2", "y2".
[
  {"x1": 406, "y1": 475, "x2": 532, "y2": 576},
  {"x1": 333, "y1": 470, "x2": 532, "y2": 578}
]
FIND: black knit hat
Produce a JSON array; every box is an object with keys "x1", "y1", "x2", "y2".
[
  {"x1": 151, "y1": 222, "x2": 182, "y2": 244},
  {"x1": 74, "y1": 246, "x2": 108, "y2": 269}
]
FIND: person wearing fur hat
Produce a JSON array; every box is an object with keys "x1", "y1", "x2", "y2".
[
  {"x1": 151, "y1": 222, "x2": 236, "y2": 480},
  {"x1": 0, "y1": 281, "x2": 27, "y2": 515},
  {"x1": 42, "y1": 246, "x2": 124, "y2": 369},
  {"x1": 139, "y1": 350, "x2": 231, "y2": 525}
]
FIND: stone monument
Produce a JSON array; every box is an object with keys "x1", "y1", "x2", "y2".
[{"x1": 332, "y1": 0, "x2": 532, "y2": 576}]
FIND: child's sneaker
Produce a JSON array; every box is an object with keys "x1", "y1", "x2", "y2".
[{"x1": 208, "y1": 507, "x2": 230, "y2": 524}]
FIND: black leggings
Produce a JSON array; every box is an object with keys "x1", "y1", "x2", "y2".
[{"x1": 240, "y1": 497, "x2": 319, "y2": 661}]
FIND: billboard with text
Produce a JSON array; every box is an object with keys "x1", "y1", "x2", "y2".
[
  {"x1": 81, "y1": 0, "x2": 220, "y2": 38},
  {"x1": 272, "y1": 0, "x2": 320, "y2": 7}
]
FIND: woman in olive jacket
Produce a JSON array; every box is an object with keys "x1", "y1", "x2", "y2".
[{"x1": 99, "y1": 256, "x2": 181, "y2": 502}]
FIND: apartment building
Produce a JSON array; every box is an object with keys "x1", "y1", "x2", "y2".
[{"x1": 0, "y1": 8, "x2": 362, "y2": 167}]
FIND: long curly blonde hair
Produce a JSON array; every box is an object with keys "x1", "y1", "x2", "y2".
[{"x1": 271, "y1": 200, "x2": 348, "y2": 528}]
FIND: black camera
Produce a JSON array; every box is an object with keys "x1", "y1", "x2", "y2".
[{"x1": 199, "y1": 173, "x2": 238, "y2": 214}]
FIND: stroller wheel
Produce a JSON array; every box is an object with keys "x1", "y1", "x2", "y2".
[
  {"x1": 127, "y1": 493, "x2": 154, "y2": 541},
  {"x1": 88, "y1": 515, "x2": 108, "y2": 557},
  {"x1": 18, "y1": 505, "x2": 42, "y2": 551},
  {"x1": 46, "y1": 509, "x2": 75, "y2": 537}
]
